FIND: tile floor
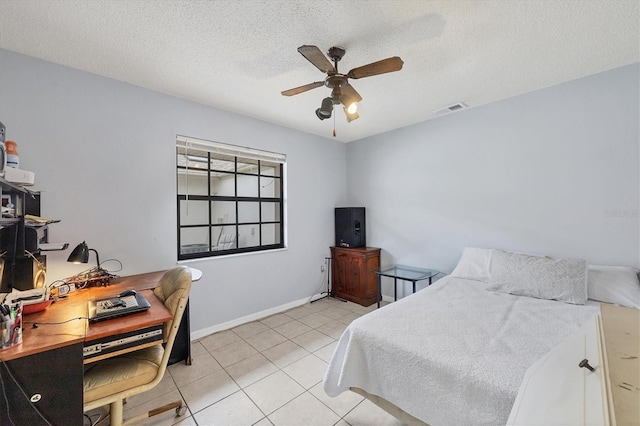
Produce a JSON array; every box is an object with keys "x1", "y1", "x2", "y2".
[{"x1": 87, "y1": 298, "x2": 402, "y2": 426}]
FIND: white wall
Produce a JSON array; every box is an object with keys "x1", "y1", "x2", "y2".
[
  {"x1": 347, "y1": 63, "x2": 639, "y2": 298},
  {"x1": 2, "y1": 48, "x2": 637, "y2": 322},
  {"x1": 0, "y1": 49, "x2": 347, "y2": 334}
]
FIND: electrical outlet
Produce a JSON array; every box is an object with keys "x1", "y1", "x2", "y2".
[{"x1": 320, "y1": 265, "x2": 326, "y2": 273}]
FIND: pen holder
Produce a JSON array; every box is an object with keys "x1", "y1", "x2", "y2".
[{"x1": 0, "y1": 301, "x2": 23, "y2": 350}]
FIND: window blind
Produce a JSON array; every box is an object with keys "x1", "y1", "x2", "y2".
[{"x1": 176, "y1": 135, "x2": 286, "y2": 164}]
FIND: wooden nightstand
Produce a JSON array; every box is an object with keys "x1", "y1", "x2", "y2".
[{"x1": 330, "y1": 246, "x2": 380, "y2": 307}]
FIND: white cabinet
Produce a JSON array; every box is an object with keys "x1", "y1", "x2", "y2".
[
  {"x1": 508, "y1": 304, "x2": 640, "y2": 425},
  {"x1": 508, "y1": 316, "x2": 612, "y2": 425}
]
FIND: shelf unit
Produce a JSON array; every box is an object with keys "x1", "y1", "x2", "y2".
[
  {"x1": 0, "y1": 176, "x2": 43, "y2": 291},
  {"x1": 0, "y1": 217, "x2": 21, "y2": 228},
  {"x1": 1, "y1": 176, "x2": 29, "y2": 253}
]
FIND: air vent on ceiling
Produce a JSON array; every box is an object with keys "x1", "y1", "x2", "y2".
[{"x1": 433, "y1": 102, "x2": 467, "y2": 116}]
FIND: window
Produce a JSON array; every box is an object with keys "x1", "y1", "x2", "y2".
[{"x1": 176, "y1": 136, "x2": 285, "y2": 260}]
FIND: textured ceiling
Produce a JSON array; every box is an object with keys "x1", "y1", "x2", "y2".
[{"x1": 0, "y1": 0, "x2": 638, "y2": 142}]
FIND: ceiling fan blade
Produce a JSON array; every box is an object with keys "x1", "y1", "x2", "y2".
[
  {"x1": 347, "y1": 56, "x2": 404, "y2": 80},
  {"x1": 281, "y1": 81, "x2": 325, "y2": 96},
  {"x1": 341, "y1": 83, "x2": 362, "y2": 103},
  {"x1": 297, "y1": 45, "x2": 336, "y2": 74}
]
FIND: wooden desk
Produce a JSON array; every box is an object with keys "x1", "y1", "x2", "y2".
[
  {"x1": 0, "y1": 271, "x2": 171, "y2": 361},
  {"x1": 0, "y1": 271, "x2": 173, "y2": 425}
]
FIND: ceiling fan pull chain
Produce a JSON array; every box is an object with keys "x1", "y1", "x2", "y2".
[{"x1": 333, "y1": 110, "x2": 337, "y2": 137}]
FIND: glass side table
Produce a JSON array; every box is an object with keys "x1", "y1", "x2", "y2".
[{"x1": 374, "y1": 265, "x2": 439, "y2": 308}]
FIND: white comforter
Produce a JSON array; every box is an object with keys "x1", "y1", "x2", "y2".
[{"x1": 323, "y1": 276, "x2": 600, "y2": 425}]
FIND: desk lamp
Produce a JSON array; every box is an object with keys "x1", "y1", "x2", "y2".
[
  {"x1": 66, "y1": 242, "x2": 111, "y2": 287},
  {"x1": 67, "y1": 241, "x2": 101, "y2": 267}
]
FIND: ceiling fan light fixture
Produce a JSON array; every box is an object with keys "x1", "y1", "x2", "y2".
[
  {"x1": 344, "y1": 106, "x2": 359, "y2": 123},
  {"x1": 315, "y1": 108, "x2": 329, "y2": 120},
  {"x1": 316, "y1": 97, "x2": 333, "y2": 120},
  {"x1": 340, "y1": 93, "x2": 358, "y2": 115}
]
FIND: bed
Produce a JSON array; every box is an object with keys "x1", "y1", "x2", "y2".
[{"x1": 323, "y1": 248, "x2": 640, "y2": 425}]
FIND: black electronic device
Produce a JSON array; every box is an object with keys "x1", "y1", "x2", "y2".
[
  {"x1": 335, "y1": 207, "x2": 366, "y2": 248},
  {"x1": 24, "y1": 225, "x2": 47, "y2": 253},
  {"x1": 25, "y1": 192, "x2": 40, "y2": 216},
  {"x1": 118, "y1": 289, "x2": 137, "y2": 298},
  {"x1": 0, "y1": 226, "x2": 18, "y2": 257},
  {"x1": 65, "y1": 266, "x2": 114, "y2": 288},
  {"x1": 83, "y1": 324, "x2": 163, "y2": 360},
  {"x1": 0, "y1": 190, "x2": 48, "y2": 293},
  {"x1": 88, "y1": 292, "x2": 151, "y2": 322},
  {"x1": 0, "y1": 254, "x2": 46, "y2": 291}
]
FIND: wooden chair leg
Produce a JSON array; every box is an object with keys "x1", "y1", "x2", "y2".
[
  {"x1": 109, "y1": 399, "x2": 124, "y2": 426},
  {"x1": 122, "y1": 400, "x2": 186, "y2": 425},
  {"x1": 149, "y1": 400, "x2": 185, "y2": 417}
]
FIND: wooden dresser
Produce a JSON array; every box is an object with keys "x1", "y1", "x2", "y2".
[{"x1": 331, "y1": 246, "x2": 380, "y2": 306}]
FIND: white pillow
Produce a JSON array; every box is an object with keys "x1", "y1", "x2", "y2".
[
  {"x1": 450, "y1": 247, "x2": 493, "y2": 282},
  {"x1": 587, "y1": 265, "x2": 640, "y2": 309},
  {"x1": 487, "y1": 249, "x2": 588, "y2": 304}
]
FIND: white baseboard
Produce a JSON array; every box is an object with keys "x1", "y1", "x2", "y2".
[
  {"x1": 190, "y1": 296, "x2": 311, "y2": 341},
  {"x1": 191, "y1": 292, "x2": 390, "y2": 341}
]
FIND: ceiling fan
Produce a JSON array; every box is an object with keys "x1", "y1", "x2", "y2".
[{"x1": 281, "y1": 45, "x2": 404, "y2": 123}]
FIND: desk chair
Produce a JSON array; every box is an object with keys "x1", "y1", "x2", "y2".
[{"x1": 83, "y1": 266, "x2": 192, "y2": 426}]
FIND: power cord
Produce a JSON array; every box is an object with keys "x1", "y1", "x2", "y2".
[
  {"x1": 24, "y1": 316, "x2": 89, "y2": 329},
  {"x1": 47, "y1": 279, "x2": 68, "y2": 289},
  {"x1": 0, "y1": 359, "x2": 15, "y2": 426},
  {"x1": 64, "y1": 265, "x2": 119, "y2": 290},
  {"x1": 98, "y1": 258, "x2": 123, "y2": 274},
  {"x1": 83, "y1": 412, "x2": 102, "y2": 426},
  {"x1": 24, "y1": 250, "x2": 46, "y2": 272},
  {"x1": 306, "y1": 257, "x2": 330, "y2": 303}
]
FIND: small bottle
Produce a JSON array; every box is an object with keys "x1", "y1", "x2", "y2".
[{"x1": 5, "y1": 141, "x2": 18, "y2": 168}]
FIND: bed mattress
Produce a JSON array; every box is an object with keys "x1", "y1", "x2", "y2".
[{"x1": 323, "y1": 276, "x2": 600, "y2": 425}]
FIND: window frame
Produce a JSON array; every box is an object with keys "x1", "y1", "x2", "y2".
[{"x1": 176, "y1": 136, "x2": 285, "y2": 260}]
